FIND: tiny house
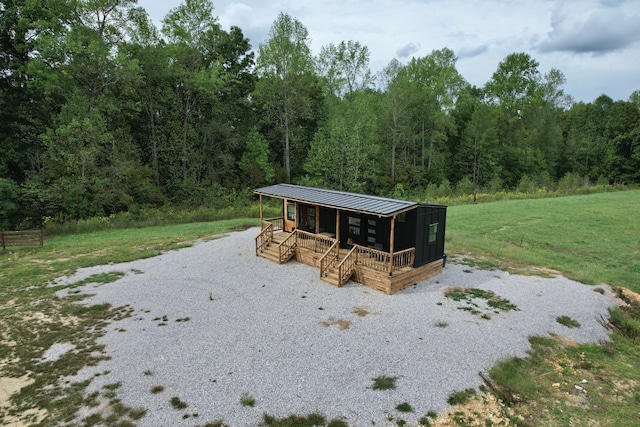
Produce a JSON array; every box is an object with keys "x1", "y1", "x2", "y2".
[{"x1": 254, "y1": 184, "x2": 446, "y2": 294}]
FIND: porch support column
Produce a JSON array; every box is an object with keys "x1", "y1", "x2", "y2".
[
  {"x1": 259, "y1": 194, "x2": 263, "y2": 223},
  {"x1": 315, "y1": 206, "x2": 320, "y2": 233},
  {"x1": 389, "y1": 215, "x2": 396, "y2": 275},
  {"x1": 335, "y1": 210, "x2": 340, "y2": 245}
]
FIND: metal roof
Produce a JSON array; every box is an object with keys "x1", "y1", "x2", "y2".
[{"x1": 254, "y1": 184, "x2": 418, "y2": 217}]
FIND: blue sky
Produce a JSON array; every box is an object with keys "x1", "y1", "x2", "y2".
[{"x1": 137, "y1": 0, "x2": 640, "y2": 103}]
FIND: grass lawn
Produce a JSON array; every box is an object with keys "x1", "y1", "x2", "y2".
[{"x1": 447, "y1": 190, "x2": 640, "y2": 293}]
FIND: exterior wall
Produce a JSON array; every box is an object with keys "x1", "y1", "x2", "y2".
[
  {"x1": 351, "y1": 258, "x2": 443, "y2": 295},
  {"x1": 414, "y1": 204, "x2": 447, "y2": 267},
  {"x1": 294, "y1": 247, "x2": 321, "y2": 268}
]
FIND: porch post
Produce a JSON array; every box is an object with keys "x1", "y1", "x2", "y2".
[
  {"x1": 259, "y1": 194, "x2": 263, "y2": 223},
  {"x1": 335, "y1": 210, "x2": 340, "y2": 244},
  {"x1": 315, "y1": 205, "x2": 320, "y2": 233},
  {"x1": 389, "y1": 215, "x2": 396, "y2": 275}
]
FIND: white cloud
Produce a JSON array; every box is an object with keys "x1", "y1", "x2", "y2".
[
  {"x1": 538, "y1": 5, "x2": 640, "y2": 54},
  {"x1": 135, "y1": 0, "x2": 640, "y2": 102}
]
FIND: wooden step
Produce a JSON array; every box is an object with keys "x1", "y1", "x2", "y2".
[
  {"x1": 320, "y1": 268, "x2": 353, "y2": 287},
  {"x1": 258, "y1": 245, "x2": 295, "y2": 264}
]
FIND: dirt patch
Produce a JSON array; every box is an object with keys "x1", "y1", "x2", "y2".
[
  {"x1": 430, "y1": 393, "x2": 511, "y2": 426},
  {"x1": 320, "y1": 317, "x2": 351, "y2": 330},
  {"x1": 351, "y1": 306, "x2": 377, "y2": 317},
  {"x1": 1, "y1": 407, "x2": 47, "y2": 427},
  {"x1": 0, "y1": 374, "x2": 33, "y2": 408},
  {"x1": 549, "y1": 332, "x2": 579, "y2": 348},
  {"x1": 619, "y1": 288, "x2": 640, "y2": 305}
]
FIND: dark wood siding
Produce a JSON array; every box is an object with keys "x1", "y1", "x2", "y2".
[{"x1": 414, "y1": 204, "x2": 447, "y2": 267}]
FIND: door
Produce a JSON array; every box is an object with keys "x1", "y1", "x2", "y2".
[{"x1": 284, "y1": 199, "x2": 297, "y2": 232}]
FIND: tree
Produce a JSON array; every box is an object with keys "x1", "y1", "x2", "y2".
[
  {"x1": 403, "y1": 48, "x2": 466, "y2": 183},
  {"x1": 305, "y1": 91, "x2": 381, "y2": 192},
  {"x1": 162, "y1": 0, "x2": 225, "y2": 184},
  {"x1": 377, "y1": 58, "x2": 410, "y2": 186},
  {"x1": 255, "y1": 13, "x2": 316, "y2": 183},
  {"x1": 316, "y1": 40, "x2": 372, "y2": 99},
  {"x1": 484, "y1": 52, "x2": 544, "y2": 187},
  {"x1": 239, "y1": 127, "x2": 275, "y2": 187}
]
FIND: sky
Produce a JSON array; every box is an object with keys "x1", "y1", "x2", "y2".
[{"x1": 136, "y1": 0, "x2": 640, "y2": 103}]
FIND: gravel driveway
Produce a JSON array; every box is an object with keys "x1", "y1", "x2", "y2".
[{"x1": 55, "y1": 227, "x2": 618, "y2": 426}]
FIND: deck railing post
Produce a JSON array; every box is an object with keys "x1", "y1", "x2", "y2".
[{"x1": 389, "y1": 215, "x2": 396, "y2": 275}]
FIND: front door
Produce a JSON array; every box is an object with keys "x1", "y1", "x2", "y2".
[{"x1": 284, "y1": 199, "x2": 296, "y2": 232}]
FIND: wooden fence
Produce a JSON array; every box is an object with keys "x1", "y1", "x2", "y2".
[{"x1": 1, "y1": 230, "x2": 43, "y2": 250}]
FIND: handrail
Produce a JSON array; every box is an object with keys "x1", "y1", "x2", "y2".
[
  {"x1": 255, "y1": 223, "x2": 273, "y2": 256},
  {"x1": 263, "y1": 216, "x2": 284, "y2": 231},
  {"x1": 392, "y1": 247, "x2": 415, "y2": 270},
  {"x1": 354, "y1": 245, "x2": 390, "y2": 272},
  {"x1": 319, "y1": 240, "x2": 339, "y2": 278},
  {"x1": 353, "y1": 245, "x2": 415, "y2": 273},
  {"x1": 295, "y1": 229, "x2": 336, "y2": 254},
  {"x1": 278, "y1": 230, "x2": 297, "y2": 262},
  {"x1": 336, "y1": 245, "x2": 358, "y2": 286}
]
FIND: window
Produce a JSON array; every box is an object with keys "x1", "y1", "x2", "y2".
[
  {"x1": 307, "y1": 206, "x2": 315, "y2": 228},
  {"x1": 287, "y1": 203, "x2": 295, "y2": 221},
  {"x1": 397, "y1": 212, "x2": 406, "y2": 222},
  {"x1": 348, "y1": 216, "x2": 360, "y2": 235},
  {"x1": 428, "y1": 223, "x2": 438, "y2": 243}
]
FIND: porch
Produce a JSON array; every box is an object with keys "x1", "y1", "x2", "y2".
[{"x1": 255, "y1": 217, "x2": 443, "y2": 294}]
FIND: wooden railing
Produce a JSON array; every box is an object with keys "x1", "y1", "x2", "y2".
[
  {"x1": 278, "y1": 231, "x2": 297, "y2": 262},
  {"x1": 255, "y1": 223, "x2": 273, "y2": 256},
  {"x1": 392, "y1": 248, "x2": 416, "y2": 271},
  {"x1": 295, "y1": 230, "x2": 336, "y2": 254},
  {"x1": 336, "y1": 246, "x2": 357, "y2": 286},
  {"x1": 354, "y1": 245, "x2": 390, "y2": 271},
  {"x1": 354, "y1": 245, "x2": 416, "y2": 274},
  {"x1": 262, "y1": 216, "x2": 284, "y2": 231},
  {"x1": 1, "y1": 230, "x2": 43, "y2": 250},
  {"x1": 319, "y1": 240, "x2": 339, "y2": 278}
]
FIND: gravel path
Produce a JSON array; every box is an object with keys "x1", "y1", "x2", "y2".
[{"x1": 55, "y1": 227, "x2": 619, "y2": 426}]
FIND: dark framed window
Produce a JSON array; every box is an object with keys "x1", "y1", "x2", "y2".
[
  {"x1": 287, "y1": 203, "x2": 295, "y2": 221},
  {"x1": 428, "y1": 223, "x2": 438, "y2": 243}
]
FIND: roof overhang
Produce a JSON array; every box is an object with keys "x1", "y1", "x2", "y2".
[{"x1": 255, "y1": 184, "x2": 418, "y2": 218}]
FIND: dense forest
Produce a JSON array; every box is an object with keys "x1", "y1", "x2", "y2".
[{"x1": 1, "y1": 0, "x2": 639, "y2": 229}]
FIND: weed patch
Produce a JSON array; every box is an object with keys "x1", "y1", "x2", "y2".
[
  {"x1": 371, "y1": 375, "x2": 398, "y2": 390},
  {"x1": 444, "y1": 287, "x2": 518, "y2": 319},
  {"x1": 447, "y1": 388, "x2": 476, "y2": 406},
  {"x1": 260, "y1": 412, "x2": 346, "y2": 427},
  {"x1": 556, "y1": 315, "x2": 581, "y2": 328},
  {"x1": 150, "y1": 385, "x2": 164, "y2": 394},
  {"x1": 170, "y1": 396, "x2": 188, "y2": 409},
  {"x1": 395, "y1": 402, "x2": 413, "y2": 412},
  {"x1": 240, "y1": 392, "x2": 256, "y2": 407}
]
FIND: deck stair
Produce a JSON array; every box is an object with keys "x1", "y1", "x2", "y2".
[
  {"x1": 256, "y1": 232, "x2": 294, "y2": 264},
  {"x1": 320, "y1": 247, "x2": 355, "y2": 287}
]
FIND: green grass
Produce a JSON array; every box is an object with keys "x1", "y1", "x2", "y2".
[
  {"x1": 556, "y1": 315, "x2": 581, "y2": 328},
  {"x1": 170, "y1": 396, "x2": 188, "y2": 410},
  {"x1": 260, "y1": 412, "x2": 348, "y2": 427},
  {"x1": 240, "y1": 393, "x2": 256, "y2": 407},
  {"x1": 395, "y1": 402, "x2": 414, "y2": 412},
  {"x1": 447, "y1": 190, "x2": 640, "y2": 293},
  {"x1": 371, "y1": 375, "x2": 398, "y2": 390},
  {"x1": 447, "y1": 388, "x2": 477, "y2": 406}
]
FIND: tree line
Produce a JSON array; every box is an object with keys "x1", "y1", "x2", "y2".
[{"x1": 1, "y1": 0, "x2": 639, "y2": 229}]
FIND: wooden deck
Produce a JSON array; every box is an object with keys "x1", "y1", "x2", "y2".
[{"x1": 255, "y1": 229, "x2": 442, "y2": 294}]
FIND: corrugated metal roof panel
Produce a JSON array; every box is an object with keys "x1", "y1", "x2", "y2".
[{"x1": 255, "y1": 184, "x2": 417, "y2": 217}]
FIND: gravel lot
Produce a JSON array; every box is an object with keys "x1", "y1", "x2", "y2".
[{"x1": 55, "y1": 227, "x2": 619, "y2": 426}]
